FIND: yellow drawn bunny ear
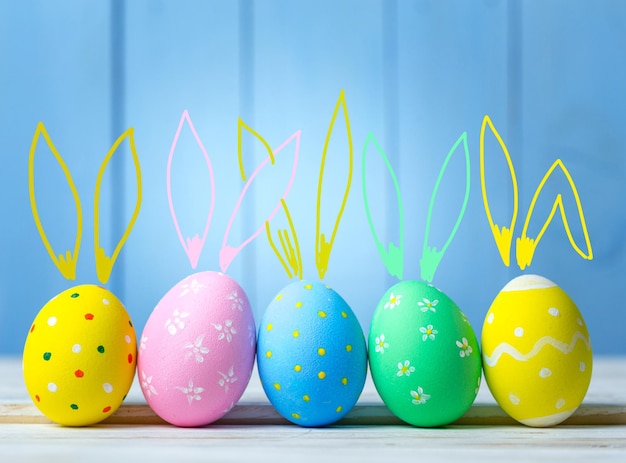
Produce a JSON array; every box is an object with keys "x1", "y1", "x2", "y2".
[
  {"x1": 94, "y1": 128, "x2": 142, "y2": 284},
  {"x1": 266, "y1": 198, "x2": 303, "y2": 279},
  {"x1": 516, "y1": 159, "x2": 593, "y2": 269},
  {"x1": 315, "y1": 90, "x2": 353, "y2": 280},
  {"x1": 480, "y1": 115, "x2": 519, "y2": 266},
  {"x1": 28, "y1": 122, "x2": 83, "y2": 280}
]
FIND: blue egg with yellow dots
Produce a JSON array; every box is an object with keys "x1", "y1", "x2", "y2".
[{"x1": 257, "y1": 280, "x2": 367, "y2": 426}]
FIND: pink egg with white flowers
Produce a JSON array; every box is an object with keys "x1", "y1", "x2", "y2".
[{"x1": 137, "y1": 271, "x2": 256, "y2": 427}]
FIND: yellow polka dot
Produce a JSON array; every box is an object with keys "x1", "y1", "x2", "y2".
[
  {"x1": 266, "y1": 351, "x2": 272, "y2": 358},
  {"x1": 303, "y1": 395, "x2": 310, "y2": 402},
  {"x1": 304, "y1": 284, "x2": 313, "y2": 290},
  {"x1": 293, "y1": 330, "x2": 300, "y2": 338},
  {"x1": 295, "y1": 301, "x2": 303, "y2": 308},
  {"x1": 317, "y1": 348, "x2": 326, "y2": 356},
  {"x1": 325, "y1": 285, "x2": 331, "y2": 289},
  {"x1": 291, "y1": 413, "x2": 300, "y2": 419},
  {"x1": 266, "y1": 323, "x2": 273, "y2": 331},
  {"x1": 336, "y1": 406, "x2": 343, "y2": 413},
  {"x1": 341, "y1": 311, "x2": 348, "y2": 318},
  {"x1": 318, "y1": 311, "x2": 327, "y2": 318},
  {"x1": 294, "y1": 365, "x2": 302, "y2": 372},
  {"x1": 346, "y1": 344, "x2": 352, "y2": 352},
  {"x1": 341, "y1": 377, "x2": 348, "y2": 385},
  {"x1": 276, "y1": 294, "x2": 283, "y2": 301},
  {"x1": 318, "y1": 371, "x2": 326, "y2": 380},
  {"x1": 273, "y1": 383, "x2": 281, "y2": 390}
]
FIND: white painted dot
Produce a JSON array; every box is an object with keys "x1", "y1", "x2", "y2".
[
  {"x1": 487, "y1": 313, "x2": 494, "y2": 324},
  {"x1": 577, "y1": 318, "x2": 583, "y2": 327},
  {"x1": 125, "y1": 335, "x2": 131, "y2": 344},
  {"x1": 72, "y1": 344, "x2": 82, "y2": 354},
  {"x1": 509, "y1": 393, "x2": 520, "y2": 405},
  {"x1": 514, "y1": 327, "x2": 524, "y2": 337},
  {"x1": 580, "y1": 362, "x2": 586, "y2": 372},
  {"x1": 548, "y1": 307, "x2": 560, "y2": 317},
  {"x1": 47, "y1": 316, "x2": 57, "y2": 327},
  {"x1": 556, "y1": 398, "x2": 565, "y2": 410},
  {"x1": 103, "y1": 383, "x2": 113, "y2": 393},
  {"x1": 539, "y1": 368, "x2": 552, "y2": 378},
  {"x1": 102, "y1": 298, "x2": 110, "y2": 305},
  {"x1": 48, "y1": 382, "x2": 58, "y2": 393}
]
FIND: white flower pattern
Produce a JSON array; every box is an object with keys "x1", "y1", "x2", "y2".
[
  {"x1": 384, "y1": 293, "x2": 402, "y2": 310},
  {"x1": 411, "y1": 387, "x2": 431, "y2": 405},
  {"x1": 176, "y1": 379, "x2": 204, "y2": 405},
  {"x1": 218, "y1": 366, "x2": 238, "y2": 392},
  {"x1": 227, "y1": 291, "x2": 245, "y2": 312},
  {"x1": 375, "y1": 334, "x2": 389, "y2": 354},
  {"x1": 420, "y1": 325, "x2": 438, "y2": 341},
  {"x1": 179, "y1": 278, "x2": 206, "y2": 297},
  {"x1": 397, "y1": 360, "x2": 415, "y2": 377},
  {"x1": 140, "y1": 336, "x2": 148, "y2": 351},
  {"x1": 213, "y1": 320, "x2": 236, "y2": 343},
  {"x1": 141, "y1": 371, "x2": 158, "y2": 398},
  {"x1": 417, "y1": 298, "x2": 438, "y2": 313},
  {"x1": 456, "y1": 337, "x2": 473, "y2": 357},
  {"x1": 165, "y1": 309, "x2": 190, "y2": 335},
  {"x1": 184, "y1": 335, "x2": 210, "y2": 363}
]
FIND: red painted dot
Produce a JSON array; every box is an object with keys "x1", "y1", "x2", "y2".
[
  {"x1": 127, "y1": 353, "x2": 133, "y2": 364},
  {"x1": 30, "y1": 324, "x2": 35, "y2": 333},
  {"x1": 74, "y1": 369, "x2": 84, "y2": 378},
  {"x1": 85, "y1": 313, "x2": 94, "y2": 320},
  {"x1": 103, "y1": 406, "x2": 111, "y2": 413},
  {"x1": 35, "y1": 395, "x2": 40, "y2": 402}
]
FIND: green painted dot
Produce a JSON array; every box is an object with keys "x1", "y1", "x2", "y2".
[
  {"x1": 70, "y1": 293, "x2": 79, "y2": 298},
  {"x1": 97, "y1": 345, "x2": 105, "y2": 354},
  {"x1": 70, "y1": 404, "x2": 79, "y2": 410},
  {"x1": 43, "y1": 352, "x2": 52, "y2": 361}
]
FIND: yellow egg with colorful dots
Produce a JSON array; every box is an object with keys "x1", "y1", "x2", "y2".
[
  {"x1": 481, "y1": 274, "x2": 592, "y2": 427},
  {"x1": 23, "y1": 285, "x2": 137, "y2": 426},
  {"x1": 257, "y1": 280, "x2": 367, "y2": 427}
]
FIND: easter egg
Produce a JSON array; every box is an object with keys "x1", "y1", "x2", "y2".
[
  {"x1": 481, "y1": 274, "x2": 592, "y2": 427},
  {"x1": 369, "y1": 280, "x2": 482, "y2": 427},
  {"x1": 23, "y1": 285, "x2": 137, "y2": 426},
  {"x1": 257, "y1": 281, "x2": 367, "y2": 427},
  {"x1": 137, "y1": 271, "x2": 256, "y2": 427}
]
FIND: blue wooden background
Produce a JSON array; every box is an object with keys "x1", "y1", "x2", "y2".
[{"x1": 1, "y1": 0, "x2": 624, "y2": 355}]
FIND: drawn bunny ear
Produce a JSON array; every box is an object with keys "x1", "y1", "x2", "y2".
[
  {"x1": 480, "y1": 115, "x2": 519, "y2": 267},
  {"x1": 94, "y1": 127, "x2": 142, "y2": 284},
  {"x1": 420, "y1": 131, "x2": 470, "y2": 282},
  {"x1": 28, "y1": 122, "x2": 83, "y2": 280},
  {"x1": 219, "y1": 121, "x2": 301, "y2": 273},
  {"x1": 265, "y1": 198, "x2": 303, "y2": 279},
  {"x1": 167, "y1": 110, "x2": 215, "y2": 269},
  {"x1": 516, "y1": 159, "x2": 593, "y2": 269},
  {"x1": 315, "y1": 90, "x2": 353, "y2": 280},
  {"x1": 361, "y1": 133, "x2": 404, "y2": 279}
]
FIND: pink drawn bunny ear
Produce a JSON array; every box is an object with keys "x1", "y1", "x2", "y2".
[
  {"x1": 167, "y1": 110, "x2": 215, "y2": 269},
  {"x1": 219, "y1": 120, "x2": 301, "y2": 273}
]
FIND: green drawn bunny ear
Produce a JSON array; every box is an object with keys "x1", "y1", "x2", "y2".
[
  {"x1": 420, "y1": 131, "x2": 471, "y2": 282},
  {"x1": 480, "y1": 115, "x2": 519, "y2": 267},
  {"x1": 315, "y1": 90, "x2": 353, "y2": 280},
  {"x1": 516, "y1": 159, "x2": 593, "y2": 269},
  {"x1": 361, "y1": 133, "x2": 404, "y2": 279},
  {"x1": 28, "y1": 122, "x2": 83, "y2": 280},
  {"x1": 94, "y1": 127, "x2": 142, "y2": 284}
]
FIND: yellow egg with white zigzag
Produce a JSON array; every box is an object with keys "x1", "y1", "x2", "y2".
[{"x1": 481, "y1": 274, "x2": 592, "y2": 427}]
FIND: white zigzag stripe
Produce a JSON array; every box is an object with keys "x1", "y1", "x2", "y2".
[{"x1": 483, "y1": 331, "x2": 591, "y2": 367}]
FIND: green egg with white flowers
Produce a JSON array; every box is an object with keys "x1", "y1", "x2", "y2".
[{"x1": 368, "y1": 280, "x2": 482, "y2": 427}]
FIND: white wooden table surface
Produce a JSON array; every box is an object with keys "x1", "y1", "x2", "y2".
[{"x1": 1, "y1": 356, "x2": 625, "y2": 462}]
